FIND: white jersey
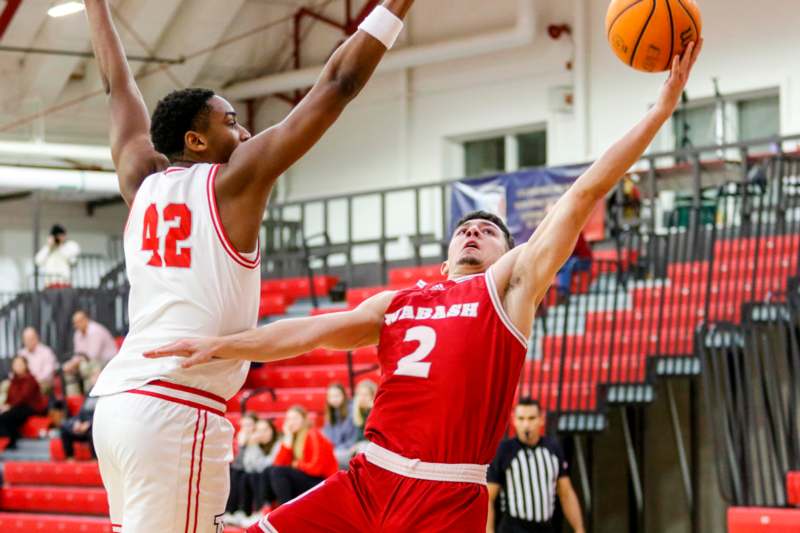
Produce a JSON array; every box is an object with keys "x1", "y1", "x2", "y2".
[{"x1": 92, "y1": 163, "x2": 260, "y2": 401}]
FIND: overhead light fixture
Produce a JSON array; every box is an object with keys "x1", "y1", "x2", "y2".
[{"x1": 47, "y1": 1, "x2": 85, "y2": 18}]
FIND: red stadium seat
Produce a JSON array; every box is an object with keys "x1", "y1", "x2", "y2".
[
  {"x1": 788, "y1": 471, "x2": 800, "y2": 507},
  {"x1": 268, "y1": 346, "x2": 379, "y2": 368},
  {"x1": 242, "y1": 388, "x2": 326, "y2": 412},
  {"x1": 259, "y1": 293, "x2": 290, "y2": 318},
  {"x1": 261, "y1": 276, "x2": 339, "y2": 301},
  {"x1": 727, "y1": 507, "x2": 800, "y2": 533},
  {"x1": 4, "y1": 461, "x2": 102, "y2": 487},
  {"x1": 67, "y1": 395, "x2": 85, "y2": 417},
  {"x1": 49, "y1": 439, "x2": 94, "y2": 462},
  {"x1": 387, "y1": 264, "x2": 445, "y2": 286},
  {"x1": 20, "y1": 417, "x2": 50, "y2": 439},
  {"x1": 247, "y1": 364, "x2": 379, "y2": 389},
  {"x1": 346, "y1": 286, "x2": 386, "y2": 308},
  {"x1": 0, "y1": 486, "x2": 108, "y2": 516},
  {"x1": 0, "y1": 513, "x2": 113, "y2": 533}
]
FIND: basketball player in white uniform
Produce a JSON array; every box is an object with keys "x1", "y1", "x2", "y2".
[{"x1": 84, "y1": 0, "x2": 415, "y2": 531}]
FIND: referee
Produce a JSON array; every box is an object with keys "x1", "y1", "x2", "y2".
[{"x1": 487, "y1": 398, "x2": 585, "y2": 533}]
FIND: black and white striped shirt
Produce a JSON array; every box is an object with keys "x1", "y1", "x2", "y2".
[{"x1": 488, "y1": 437, "x2": 569, "y2": 524}]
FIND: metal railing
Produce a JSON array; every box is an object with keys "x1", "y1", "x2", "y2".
[
  {"x1": 0, "y1": 251, "x2": 129, "y2": 360},
  {"x1": 509, "y1": 149, "x2": 800, "y2": 421},
  {"x1": 264, "y1": 134, "x2": 800, "y2": 287},
  {"x1": 698, "y1": 153, "x2": 800, "y2": 507},
  {"x1": 32, "y1": 253, "x2": 118, "y2": 291}
]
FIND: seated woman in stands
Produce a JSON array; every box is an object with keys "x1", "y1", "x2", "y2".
[
  {"x1": 322, "y1": 383, "x2": 358, "y2": 468},
  {"x1": 226, "y1": 413, "x2": 258, "y2": 522},
  {"x1": 269, "y1": 406, "x2": 338, "y2": 505},
  {"x1": 226, "y1": 415, "x2": 282, "y2": 527},
  {"x1": 0, "y1": 356, "x2": 47, "y2": 449}
]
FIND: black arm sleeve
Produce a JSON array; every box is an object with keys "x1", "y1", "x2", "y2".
[
  {"x1": 487, "y1": 439, "x2": 509, "y2": 484},
  {"x1": 550, "y1": 437, "x2": 570, "y2": 478}
]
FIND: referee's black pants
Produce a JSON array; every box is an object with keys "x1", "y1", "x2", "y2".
[{"x1": 498, "y1": 515, "x2": 555, "y2": 533}]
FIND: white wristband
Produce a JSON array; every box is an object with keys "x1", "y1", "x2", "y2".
[{"x1": 358, "y1": 6, "x2": 404, "y2": 49}]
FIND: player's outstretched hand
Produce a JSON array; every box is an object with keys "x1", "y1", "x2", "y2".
[
  {"x1": 143, "y1": 337, "x2": 222, "y2": 369},
  {"x1": 655, "y1": 38, "x2": 704, "y2": 116}
]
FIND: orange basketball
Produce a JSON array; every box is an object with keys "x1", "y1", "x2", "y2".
[{"x1": 606, "y1": 0, "x2": 702, "y2": 72}]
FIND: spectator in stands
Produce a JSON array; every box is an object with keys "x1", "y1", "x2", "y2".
[
  {"x1": 607, "y1": 175, "x2": 642, "y2": 228},
  {"x1": 227, "y1": 413, "x2": 258, "y2": 521},
  {"x1": 352, "y1": 379, "x2": 376, "y2": 444},
  {"x1": 59, "y1": 368, "x2": 101, "y2": 460},
  {"x1": 64, "y1": 310, "x2": 118, "y2": 395},
  {"x1": 269, "y1": 406, "x2": 338, "y2": 505},
  {"x1": 0, "y1": 356, "x2": 47, "y2": 448},
  {"x1": 554, "y1": 232, "x2": 593, "y2": 305},
  {"x1": 241, "y1": 419, "x2": 281, "y2": 518},
  {"x1": 34, "y1": 224, "x2": 80, "y2": 288},
  {"x1": 487, "y1": 398, "x2": 584, "y2": 533},
  {"x1": 18, "y1": 327, "x2": 57, "y2": 393},
  {"x1": 322, "y1": 383, "x2": 358, "y2": 468},
  {"x1": 226, "y1": 415, "x2": 281, "y2": 526}
]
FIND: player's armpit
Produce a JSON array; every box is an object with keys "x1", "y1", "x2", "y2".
[{"x1": 114, "y1": 135, "x2": 169, "y2": 203}]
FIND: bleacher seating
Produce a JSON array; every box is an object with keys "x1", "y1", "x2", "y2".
[
  {"x1": 0, "y1": 461, "x2": 246, "y2": 532},
  {"x1": 1, "y1": 232, "x2": 796, "y2": 530},
  {"x1": 260, "y1": 275, "x2": 339, "y2": 318},
  {"x1": 249, "y1": 237, "x2": 799, "y2": 422}
]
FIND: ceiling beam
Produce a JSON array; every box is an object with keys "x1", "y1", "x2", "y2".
[
  {"x1": 136, "y1": 0, "x2": 247, "y2": 107},
  {"x1": 0, "y1": 0, "x2": 23, "y2": 40},
  {"x1": 86, "y1": 194, "x2": 124, "y2": 216},
  {"x1": 0, "y1": 44, "x2": 184, "y2": 64},
  {"x1": 0, "y1": 190, "x2": 32, "y2": 203}
]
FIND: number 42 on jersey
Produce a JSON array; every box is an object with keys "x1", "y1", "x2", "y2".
[{"x1": 142, "y1": 203, "x2": 193, "y2": 268}]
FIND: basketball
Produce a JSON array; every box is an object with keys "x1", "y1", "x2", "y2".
[{"x1": 606, "y1": 0, "x2": 703, "y2": 72}]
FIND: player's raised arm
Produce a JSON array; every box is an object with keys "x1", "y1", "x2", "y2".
[
  {"x1": 144, "y1": 291, "x2": 395, "y2": 368},
  {"x1": 84, "y1": 0, "x2": 168, "y2": 204},
  {"x1": 215, "y1": 0, "x2": 415, "y2": 215},
  {"x1": 493, "y1": 40, "x2": 703, "y2": 334}
]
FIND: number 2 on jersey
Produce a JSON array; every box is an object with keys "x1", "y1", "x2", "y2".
[
  {"x1": 395, "y1": 326, "x2": 436, "y2": 378},
  {"x1": 142, "y1": 203, "x2": 192, "y2": 268}
]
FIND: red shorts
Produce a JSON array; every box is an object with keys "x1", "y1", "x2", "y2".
[{"x1": 248, "y1": 454, "x2": 488, "y2": 533}]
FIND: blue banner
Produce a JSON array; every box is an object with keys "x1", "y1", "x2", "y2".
[{"x1": 450, "y1": 166, "x2": 588, "y2": 245}]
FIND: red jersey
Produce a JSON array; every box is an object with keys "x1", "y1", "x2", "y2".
[{"x1": 365, "y1": 269, "x2": 528, "y2": 465}]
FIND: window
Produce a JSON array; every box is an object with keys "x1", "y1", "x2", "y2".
[
  {"x1": 673, "y1": 103, "x2": 716, "y2": 149},
  {"x1": 517, "y1": 130, "x2": 547, "y2": 168},
  {"x1": 464, "y1": 137, "x2": 505, "y2": 177},
  {"x1": 738, "y1": 95, "x2": 780, "y2": 142},
  {"x1": 462, "y1": 128, "x2": 547, "y2": 177},
  {"x1": 672, "y1": 91, "x2": 780, "y2": 149}
]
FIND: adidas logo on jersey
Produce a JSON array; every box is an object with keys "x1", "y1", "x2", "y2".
[{"x1": 384, "y1": 302, "x2": 479, "y2": 325}]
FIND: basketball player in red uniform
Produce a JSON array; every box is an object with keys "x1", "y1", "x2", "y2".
[{"x1": 147, "y1": 41, "x2": 702, "y2": 533}]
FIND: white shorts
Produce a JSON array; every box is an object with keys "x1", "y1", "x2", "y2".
[{"x1": 93, "y1": 381, "x2": 234, "y2": 533}]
